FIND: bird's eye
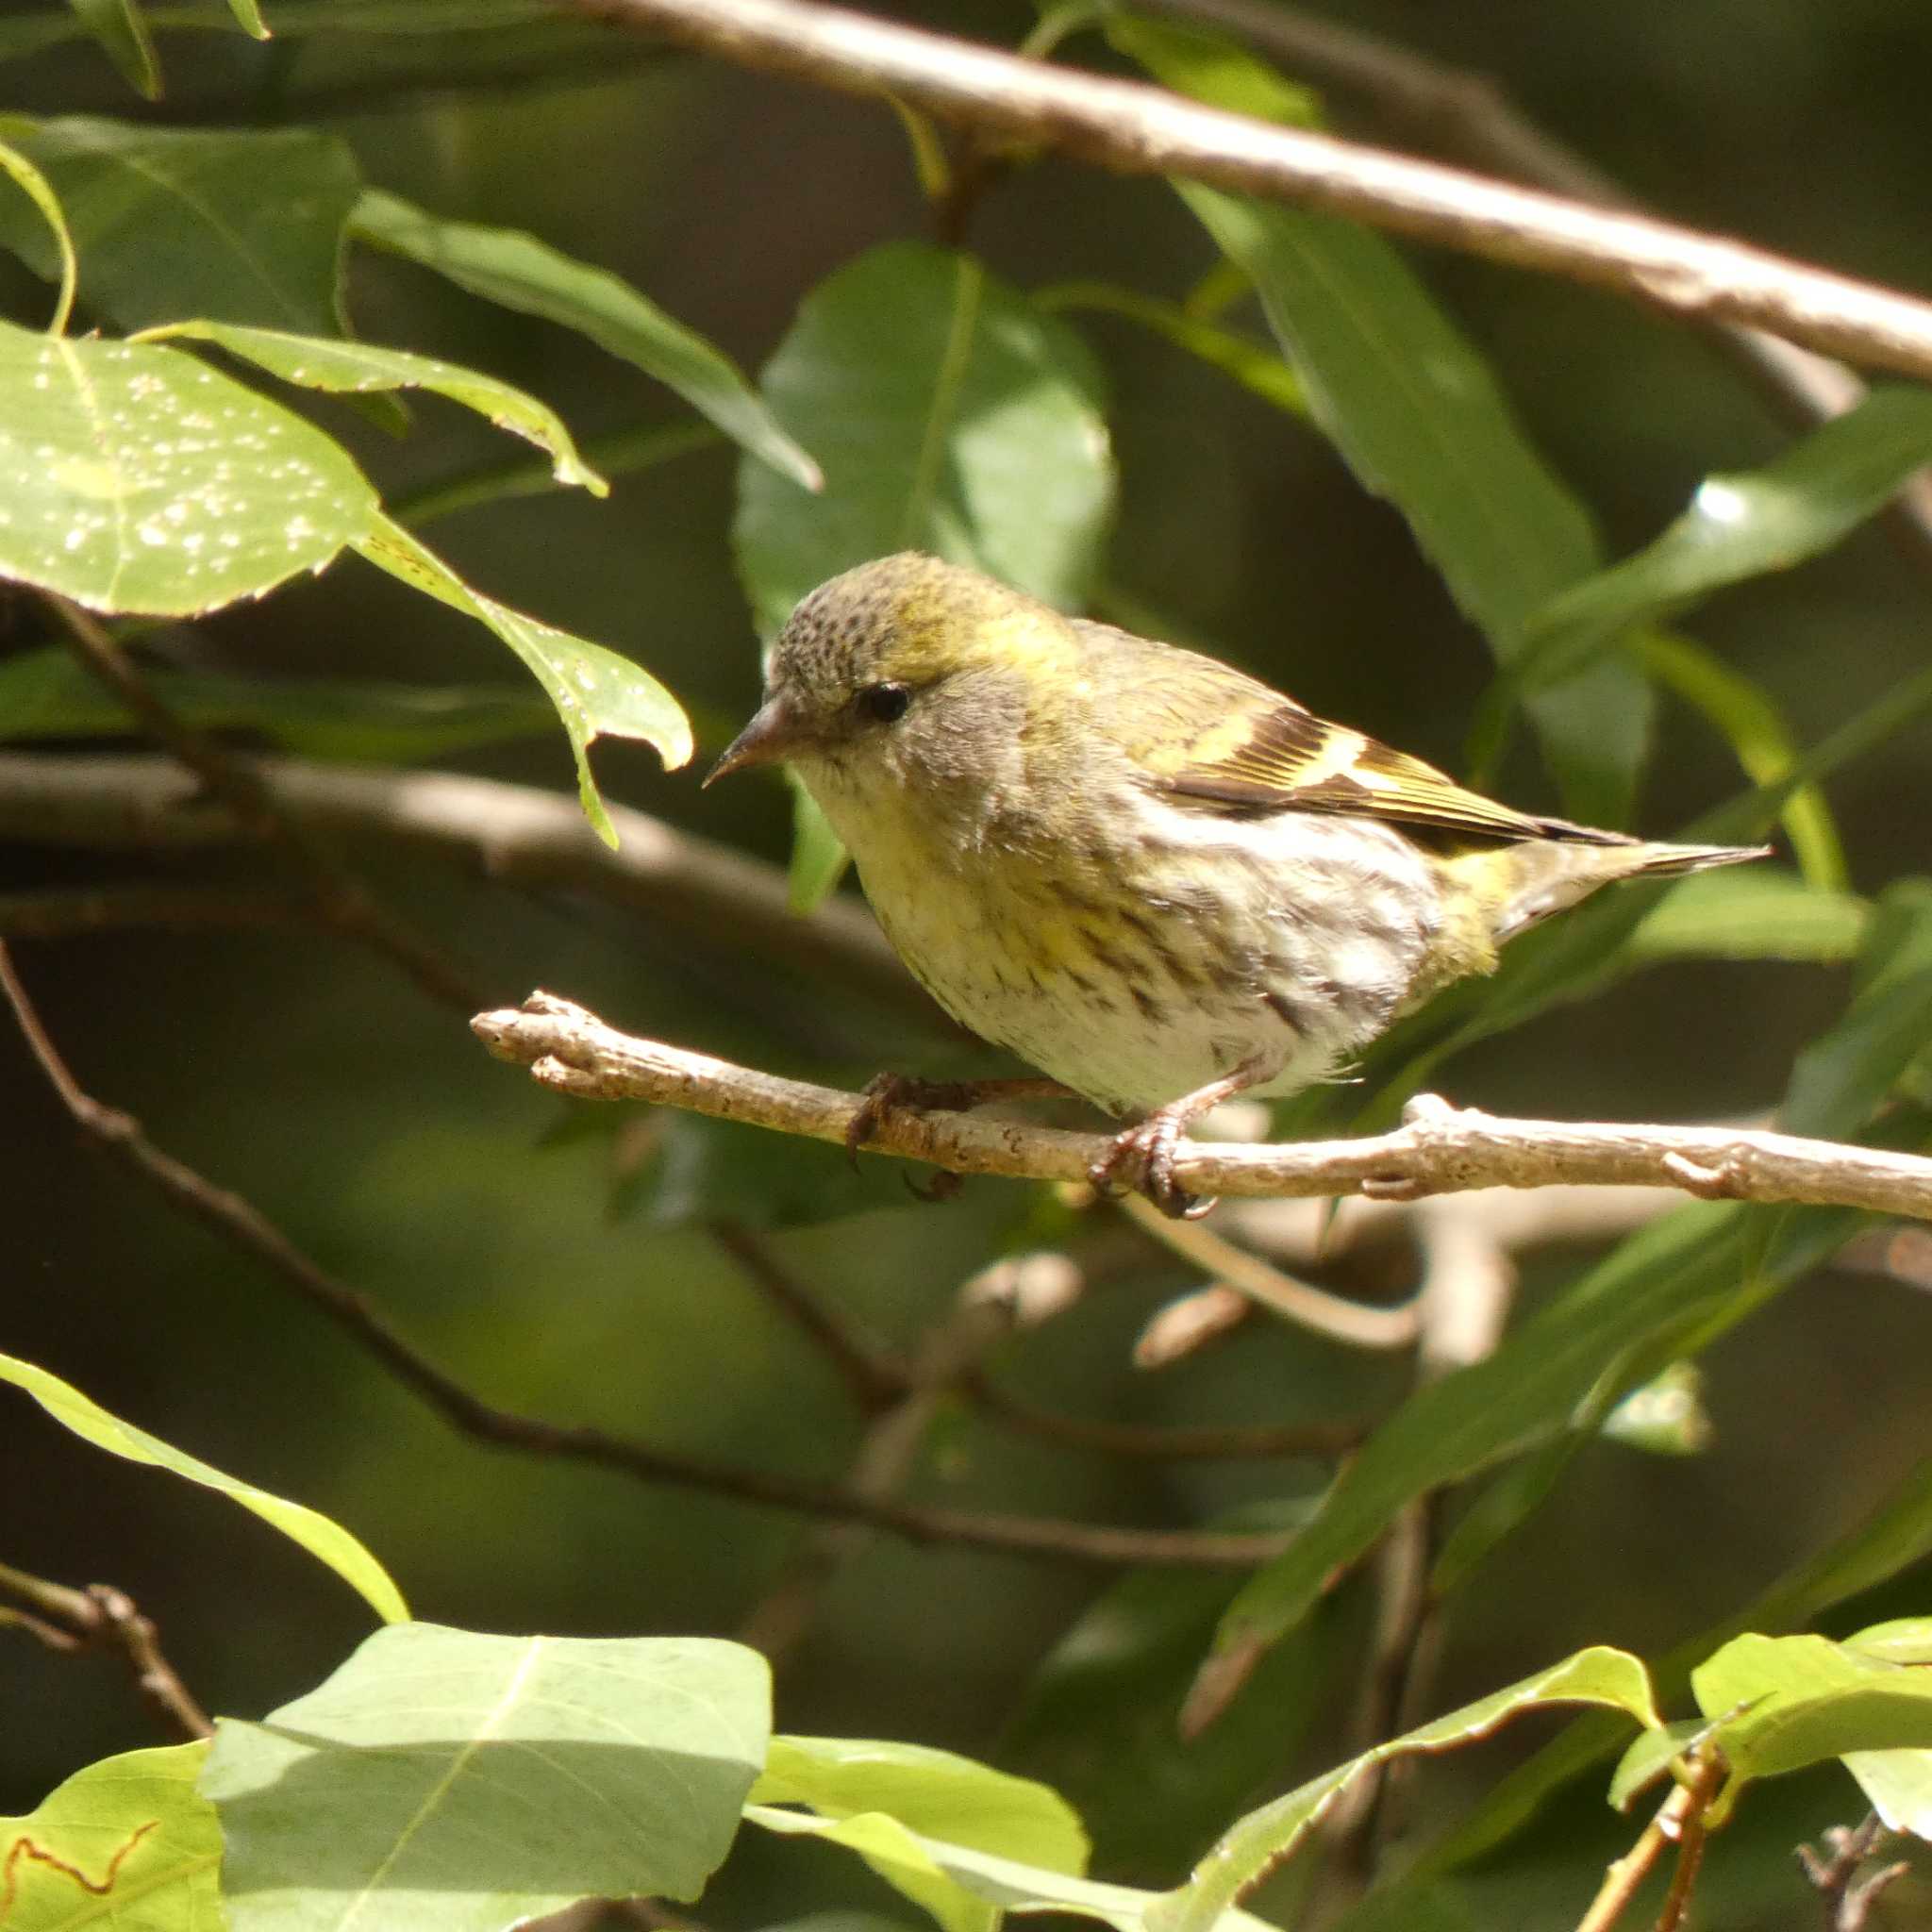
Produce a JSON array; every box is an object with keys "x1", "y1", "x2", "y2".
[{"x1": 857, "y1": 682, "x2": 911, "y2": 724}]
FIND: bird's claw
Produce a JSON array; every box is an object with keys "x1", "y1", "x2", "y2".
[
  {"x1": 845, "y1": 1074, "x2": 974, "y2": 1164},
  {"x1": 1090, "y1": 1115, "x2": 1217, "y2": 1221}
]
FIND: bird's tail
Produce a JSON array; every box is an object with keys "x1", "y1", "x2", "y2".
[{"x1": 1478, "y1": 834, "x2": 1771, "y2": 943}]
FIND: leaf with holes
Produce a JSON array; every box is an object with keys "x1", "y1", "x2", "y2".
[
  {"x1": 0, "y1": 318, "x2": 375, "y2": 614},
  {"x1": 145, "y1": 318, "x2": 605, "y2": 493},
  {"x1": 203, "y1": 1624, "x2": 770, "y2": 1932}
]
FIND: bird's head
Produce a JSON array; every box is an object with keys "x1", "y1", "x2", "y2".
[{"x1": 705, "y1": 554, "x2": 1078, "y2": 808}]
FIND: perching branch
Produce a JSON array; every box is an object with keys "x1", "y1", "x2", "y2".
[
  {"x1": 475, "y1": 992, "x2": 1932, "y2": 1221},
  {"x1": 0, "y1": 943, "x2": 1280, "y2": 1572},
  {"x1": 566, "y1": 0, "x2": 1932, "y2": 385}
]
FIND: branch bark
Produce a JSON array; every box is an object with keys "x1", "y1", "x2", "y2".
[
  {"x1": 475, "y1": 992, "x2": 1932, "y2": 1222},
  {"x1": 566, "y1": 0, "x2": 1932, "y2": 384}
]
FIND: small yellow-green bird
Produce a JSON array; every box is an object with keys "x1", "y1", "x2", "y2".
[{"x1": 708, "y1": 554, "x2": 1767, "y2": 1217}]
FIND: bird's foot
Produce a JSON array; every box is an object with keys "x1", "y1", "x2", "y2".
[{"x1": 1090, "y1": 1110, "x2": 1218, "y2": 1221}]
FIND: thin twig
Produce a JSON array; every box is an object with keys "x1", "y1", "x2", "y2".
[
  {"x1": 1574, "y1": 1752, "x2": 1722, "y2": 1932},
  {"x1": 0, "y1": 1562, "x2": 210, "y2": 1741},
  {"x1": 566, "y1": 0, "x2": 1932, "y2": 384},
  {"x1": 1798, "y1": 1812, "x2": 1911, "y2": 1932},
  {"x1": 0, "y1": 751, "x2": 924, "y2": 1019},
  {"x1": 44, "y1": 601, "x2": 483, "y2": 1013},
  {"x1": 475, "y1": 993, "x2": 1932, "y2": 1221},
  {"x1": 0, "y1": 945, "x2": 1279, "y2": 1572}
]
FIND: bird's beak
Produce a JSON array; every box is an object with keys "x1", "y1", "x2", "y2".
[{"x1": 703, "y1": 695, "x2": 808, "y2": 788}]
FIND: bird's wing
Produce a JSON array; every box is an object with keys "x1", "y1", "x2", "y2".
[{"x1": 1072, "y1": 620, "x2": 1625, "y2": 848}]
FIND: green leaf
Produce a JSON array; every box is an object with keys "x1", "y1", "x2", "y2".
[
  {"x1": 733, "y1": 241, "x2": 1115, "y2": 636},
  {"x1": 1845, "y1": 1618, "x2": 1932, "y2": 1666},
  {"x1": 63, "y1": 0, "x2": 160, "y2": 98},
  {"x1": 0, "y1": 644, "x2": 558, "y2": 761},
  {"x1": 1844, "y1": 1750, "x2": 1932, "y2": 1841},
  {"x1": 0, "y1": 1742, "x2": 220, "y2": 1932},
  {"x1": 1599, "y1": 1360, "x2": 1713, "y2": 1457},
  {"x1": 225, "y1": 0, "x2": 270, "y2": 36},
  {"x1": 744, "y1": 1807, "x2": 1274, "y2": 1932},
  {"x1": 355, "y1": 514, "x2": 691, "y2": 847},
  {"x1": 1109, "y1": 15, "x2": 1648, "y2": 825},
  {"x1": 1203, "y1": 1191, "x2": 1877, "y2": 1713},
  {"x1": 1781, "y1": 880, "x2": 1932, "y2": 1139},
  {"x1": 0, "y1": 118, "x2": 359, "y2": 334},
  {"x1": 203, "y1": 1623, "x2": 771, "y2": 1930},
  {"x1": 1413, "y1": 1455, "x2": 1932, "y2": 1877},
  {"x1": 350, "y1": 188, "x2": 820, "y2": 491},
  {"x1": 1625, "y1": 865, "x2": 1869, "y2": 966},
  {"x1": 1513, "y1": 386, "x2": 1932, "y2": 701},
  {"x1": 0, "y1": 317, "x2": 375, "y2": 615},
  {"x1": 1147, "y1": 1649, "x2": 1659, "y2": 1932},
  {"x1": 1692, "y1": 1633, "x2": 1932, "y2": 1816},
  {"x1": 0, "y1": 135, "x2": 76, "y2": 333},
  {"x1": 788, "y1": 776, "x2": 852, "y2": 913},
  {"x1": 1636, "y1": 628, "x2": 1846, "y2": 890},
  {"x1": 1607, "y1": 1718, "x2": 1711, "y2": 1812},
  {"x1": 1033, "y1": 280, "x2": 1307, "y2": 418},
  {"x1": 142, "y1": 318, "x2": 606, "y2": 494},
  {"x1": 0, "y1": 1348, "x2": 407, "y2": 1622},
  {"x1": 757, "y1": 1737, "x2": 1087, "y2": 1875}
]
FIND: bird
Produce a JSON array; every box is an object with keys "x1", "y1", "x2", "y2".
[{"x1": 707, "y1": 553, "x2": 1768, "y2": 1218}]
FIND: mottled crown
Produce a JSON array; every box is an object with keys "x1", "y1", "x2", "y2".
[{"x1": 771, "y1": 553, "x2": 1075, "y2": 706}]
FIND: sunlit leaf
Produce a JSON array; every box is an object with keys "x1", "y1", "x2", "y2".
[
  {"x1": 356, "y1": 514, "x2": 691, "y2": 847},
  {"x1": 1111, "y1": 14, "x2": 1649, "y2": 825},
  {"x1": 1147, "y1": 1649, "x2": 1658, "y2": 1932},
  {"x1": 144, "y1": 317, "x2": 606, "y2": 493},
  {"x1": 1624, "y1": 865, "x2": 1868, "y2": 966},
  {"x1": 1845, "y1": 1618, "x2": 1932, "y2": 1667},
  {"x1": 0, "y1": 1743, "x2": 219, "y2": 1932},
  {"x1": 0, "y1": 644, "x2": 558, "y2": 761},
  {"x1": 1514, "y1": 387, "x2": 1932, "y2": 699},
  {"x1": 0, "y1": 135, "x2": 75, "y2": 333},
  {"x1": 744, "y1": 1806, "x2": 1274, "y2": 1932},
  {"x1": 204, "y1": 1623, "x2": 771, "y2": 1931},
  {"x1": 1598, "y1": 1360, "x2": 1712, "y2": 1457},
  {"x1": 0, "y1": 317, "x2": 375, "y2": 615},
  {"x1": 351, "y1": 188, "x2": 820, "y2": 491},
  {"x1": 225, "y1": 0, "x2": 270, "y2": 36},
  {"x1": 0, "y1": 1348, "x2": 407, "y2": 1622},
  {"x1": 1607, "y1": 1719, "x2": 1710, "y2": 1813},
  {"x1": 63, "y1": 0, "x2": 160, "y2": 98},
  {"x1": 1692, "y1": 1633, "x2": 1932, "y2": 1818},
  {"x1": 0, "y1": 117, "x2": 359, "y2": 334}
]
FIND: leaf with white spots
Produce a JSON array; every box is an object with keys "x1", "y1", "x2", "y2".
[
  {"x1": 0, "y1": 315, "x2": 375, "y2": 614},
  {"x1": 202, "y1": 1623, "x2": 771, "y2": 1932},
  {"x1": 356, "y1": 514, "x2": 691, "y2": 847},
  {"x1": 145, "y1": 318, "x2": 607, "y2": 495}
]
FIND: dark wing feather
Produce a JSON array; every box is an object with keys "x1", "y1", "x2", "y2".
[{"x1": 1067, "y1": 621, "x2": 1631, "y2": 850}]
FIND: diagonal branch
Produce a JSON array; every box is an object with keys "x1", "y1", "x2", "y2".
[
  {"x1": 475, "y1": 991, "x2": 1932, "y2": 1221},
  {"x1": 565, "y1": 0, "x2": 1932, "y2": 384}
]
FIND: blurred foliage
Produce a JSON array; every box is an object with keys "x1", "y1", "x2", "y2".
[{"x1": 3, "y1": 2, "x2": 1932, "y2": 1930}]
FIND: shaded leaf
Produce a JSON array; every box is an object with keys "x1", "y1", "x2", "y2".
[
  {"x1": 733, "y1": 240, "x2": 1114, "y2": 634},
  {"x1": 1782, "y1": 880, "x2": 1932, "y2": 1139},
  {"x1": 1625, "y1": 865, "x2": 1868, "y2": 966},
  {"x1": 355, "y1": 515, "x2": 691, "y2": 847},
  {"x1": 145, "y1": 317, "x2": 606, "y2": 493},
  {"x1": 0, "y1": 1742, "x2": 220, "y2": 1932},
  {"x1": 0, "y1": 117, "x2": 359, "y2": 334},
  {"x1": 0, "y1": 133, "x2": 76, "y2": 333},
  {"x1": 1607, "y1": 1719, "x2": 1711, "y2": 1812},
  {"x1": 1110, "y1": 15, "x2": 1648, "y2": 824},
  {"x1": 351, "y1": 188, "x2": 820, "y2": 491},
  {"x1": 0, "y1": 316, "x2": 375, "y2": 615},
  {"x1": 204, "y1": 1623, "x2": 771, "y2": 1931},
  {"x1": 1515, "y1": 386, "x2": 1932, "y2": 699},
  {"x1": 63, "y1": 0, "x2": 160, "y2": 98},
  {"x1": 0, "y1": 644, "x2": 558, "y2": 761},
  {"x1": 1148, "y1": 1649, "x2": 1658, "y2": 1932},
  {"x1": 0, "y1": 1348, "x2": 407, "y2": 1622}
]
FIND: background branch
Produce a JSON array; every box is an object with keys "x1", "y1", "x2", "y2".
[
  {"x1": 475, "y1": 993, "x2": 1932, "y2": 1221},
  {"x1": 567, "y1": 0, "x2": 1932, "y2": 384}
]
